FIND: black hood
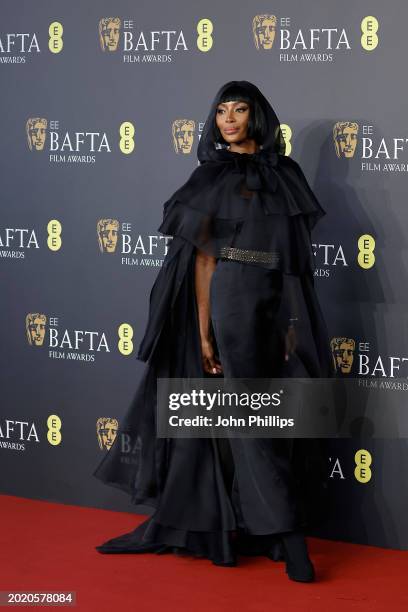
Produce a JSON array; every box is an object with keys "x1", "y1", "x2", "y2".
[{"x1": 197, "y1": 80, "x2": 286, "y2": 163}]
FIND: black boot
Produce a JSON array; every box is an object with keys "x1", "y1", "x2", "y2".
[{"x1": 280, "y1": 530, "x2": 315, "y2": 583}]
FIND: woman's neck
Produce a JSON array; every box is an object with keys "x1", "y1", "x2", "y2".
[{"x1": 228, "y1": 139, "x2": 260, "y2": 154}]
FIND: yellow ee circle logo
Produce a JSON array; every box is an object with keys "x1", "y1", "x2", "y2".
[
  {"x1": 118, "y1": 323, "x2": 134, "y2": 355},
  {"x1": 357, "y1": 234, "x2": 375, "y2": 269},
  {"x1": 197, "y1": 19, "x2": 213, "y2": 52},
  {"x1": 361, "y1": 16, "x2": 379, "y2": 51},
  {"x1": 119, "y1": 122, "x2": 135, "y2": 154},
  {"x1": 354, "y1": 448, "x2": 372, "y2": 483},
  {"x1": 47, "y1": 414, "x2": 62, "y2": 446},
  {"x1": 49, "y1": 22, "x2": 63, "y2": 54},
  {"x1": 47, "y1": 219, "x2": 62, "y2": 251}
]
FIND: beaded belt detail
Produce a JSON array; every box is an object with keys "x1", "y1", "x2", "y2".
[{"x1": 219, "y1": 246, "x2": 281, "y2": 264}]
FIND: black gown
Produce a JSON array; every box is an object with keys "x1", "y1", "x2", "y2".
[{"x1": 93, "y1": 81, "x2": 334, "y2": 566}]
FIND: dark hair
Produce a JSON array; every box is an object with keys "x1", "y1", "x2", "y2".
[{"x1": 211, "y1": 83, "x2": 268, "y2": 145}]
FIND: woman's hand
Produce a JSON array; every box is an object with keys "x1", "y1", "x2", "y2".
[
  {"x1": 201, "y1": 339, "x2": 223, "y2": 375},
  {"x1": 284, "y1": 324, "x2": 297, "y2": 361}
]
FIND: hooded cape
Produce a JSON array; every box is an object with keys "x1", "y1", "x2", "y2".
[{"x1": 93, "y1": 81, "x2": 333, "y2": 531}]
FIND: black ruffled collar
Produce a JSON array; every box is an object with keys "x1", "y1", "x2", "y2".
[{"x1": 208, "y1": 146, "x2": 280, "y2": 192}]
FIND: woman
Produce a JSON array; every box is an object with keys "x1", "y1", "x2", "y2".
[{"x1": 94, "y1": 80, "x2": 333, "y2": 582}]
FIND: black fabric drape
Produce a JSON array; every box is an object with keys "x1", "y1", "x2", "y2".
[{"x1": 93, "y1": 81, "x2": 334, "y2": 562}]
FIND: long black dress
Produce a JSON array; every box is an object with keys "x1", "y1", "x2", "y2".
[{"x1": 93, "y1": 81, "x2": 334, "y2": 566}]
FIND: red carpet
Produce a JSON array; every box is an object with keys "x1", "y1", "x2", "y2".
[{"x1": 1, "y1": 494, "x2": 407, "y2": 611}]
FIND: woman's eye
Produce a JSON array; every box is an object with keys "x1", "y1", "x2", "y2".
[{"x1": 216, "y1": 106, "x2": 247, "y2": 114}]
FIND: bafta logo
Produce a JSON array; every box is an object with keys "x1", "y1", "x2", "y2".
[
  {"x1": 172, "y1": 119, "x2": 195, "y2": 154},
  {"x1": 26, "y1": 313, "x2": 47, "y2": 346},
  {"x1": 333, "y1": 122, "x2": 359, "y2": 158},
  {"x1": 26, "y1": 118, "x2": 47, "y2": 151},
  {"x1": 97, "y1": 219, "x2": 119, "y2": 253},
  {"x1": 96, "y1": 417, "x2": 119, "y2": 450},
  {"x1": 330, "y1": 337, "x2": 355, "y2": 374},
  {"x1": 252, "y1": 14, "x2": 277, "y2": 50},
  {"x1": 99, "y1": 17, "x2": 121, "y2": 52}
]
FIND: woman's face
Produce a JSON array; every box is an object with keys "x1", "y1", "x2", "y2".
[{"x1": 215, "y1": 99, "x2": 251, "y2": 144}]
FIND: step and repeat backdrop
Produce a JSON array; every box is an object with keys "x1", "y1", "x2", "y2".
[{"x1": 1, "y1": 1, "x2": 407, "y2": 549}]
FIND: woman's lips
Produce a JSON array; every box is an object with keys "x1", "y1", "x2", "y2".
[{"x1": 224, "y1": 128, "x2": 239, "y2": 134}]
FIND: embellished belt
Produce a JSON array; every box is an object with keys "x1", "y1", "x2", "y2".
[{"x1": 219, "y1": 246, "x2": 281, "y2": 265}]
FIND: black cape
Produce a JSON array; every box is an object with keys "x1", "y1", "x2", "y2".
[{"x1": 93, "y1": 81, "x2": 334, "y2": 559}]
